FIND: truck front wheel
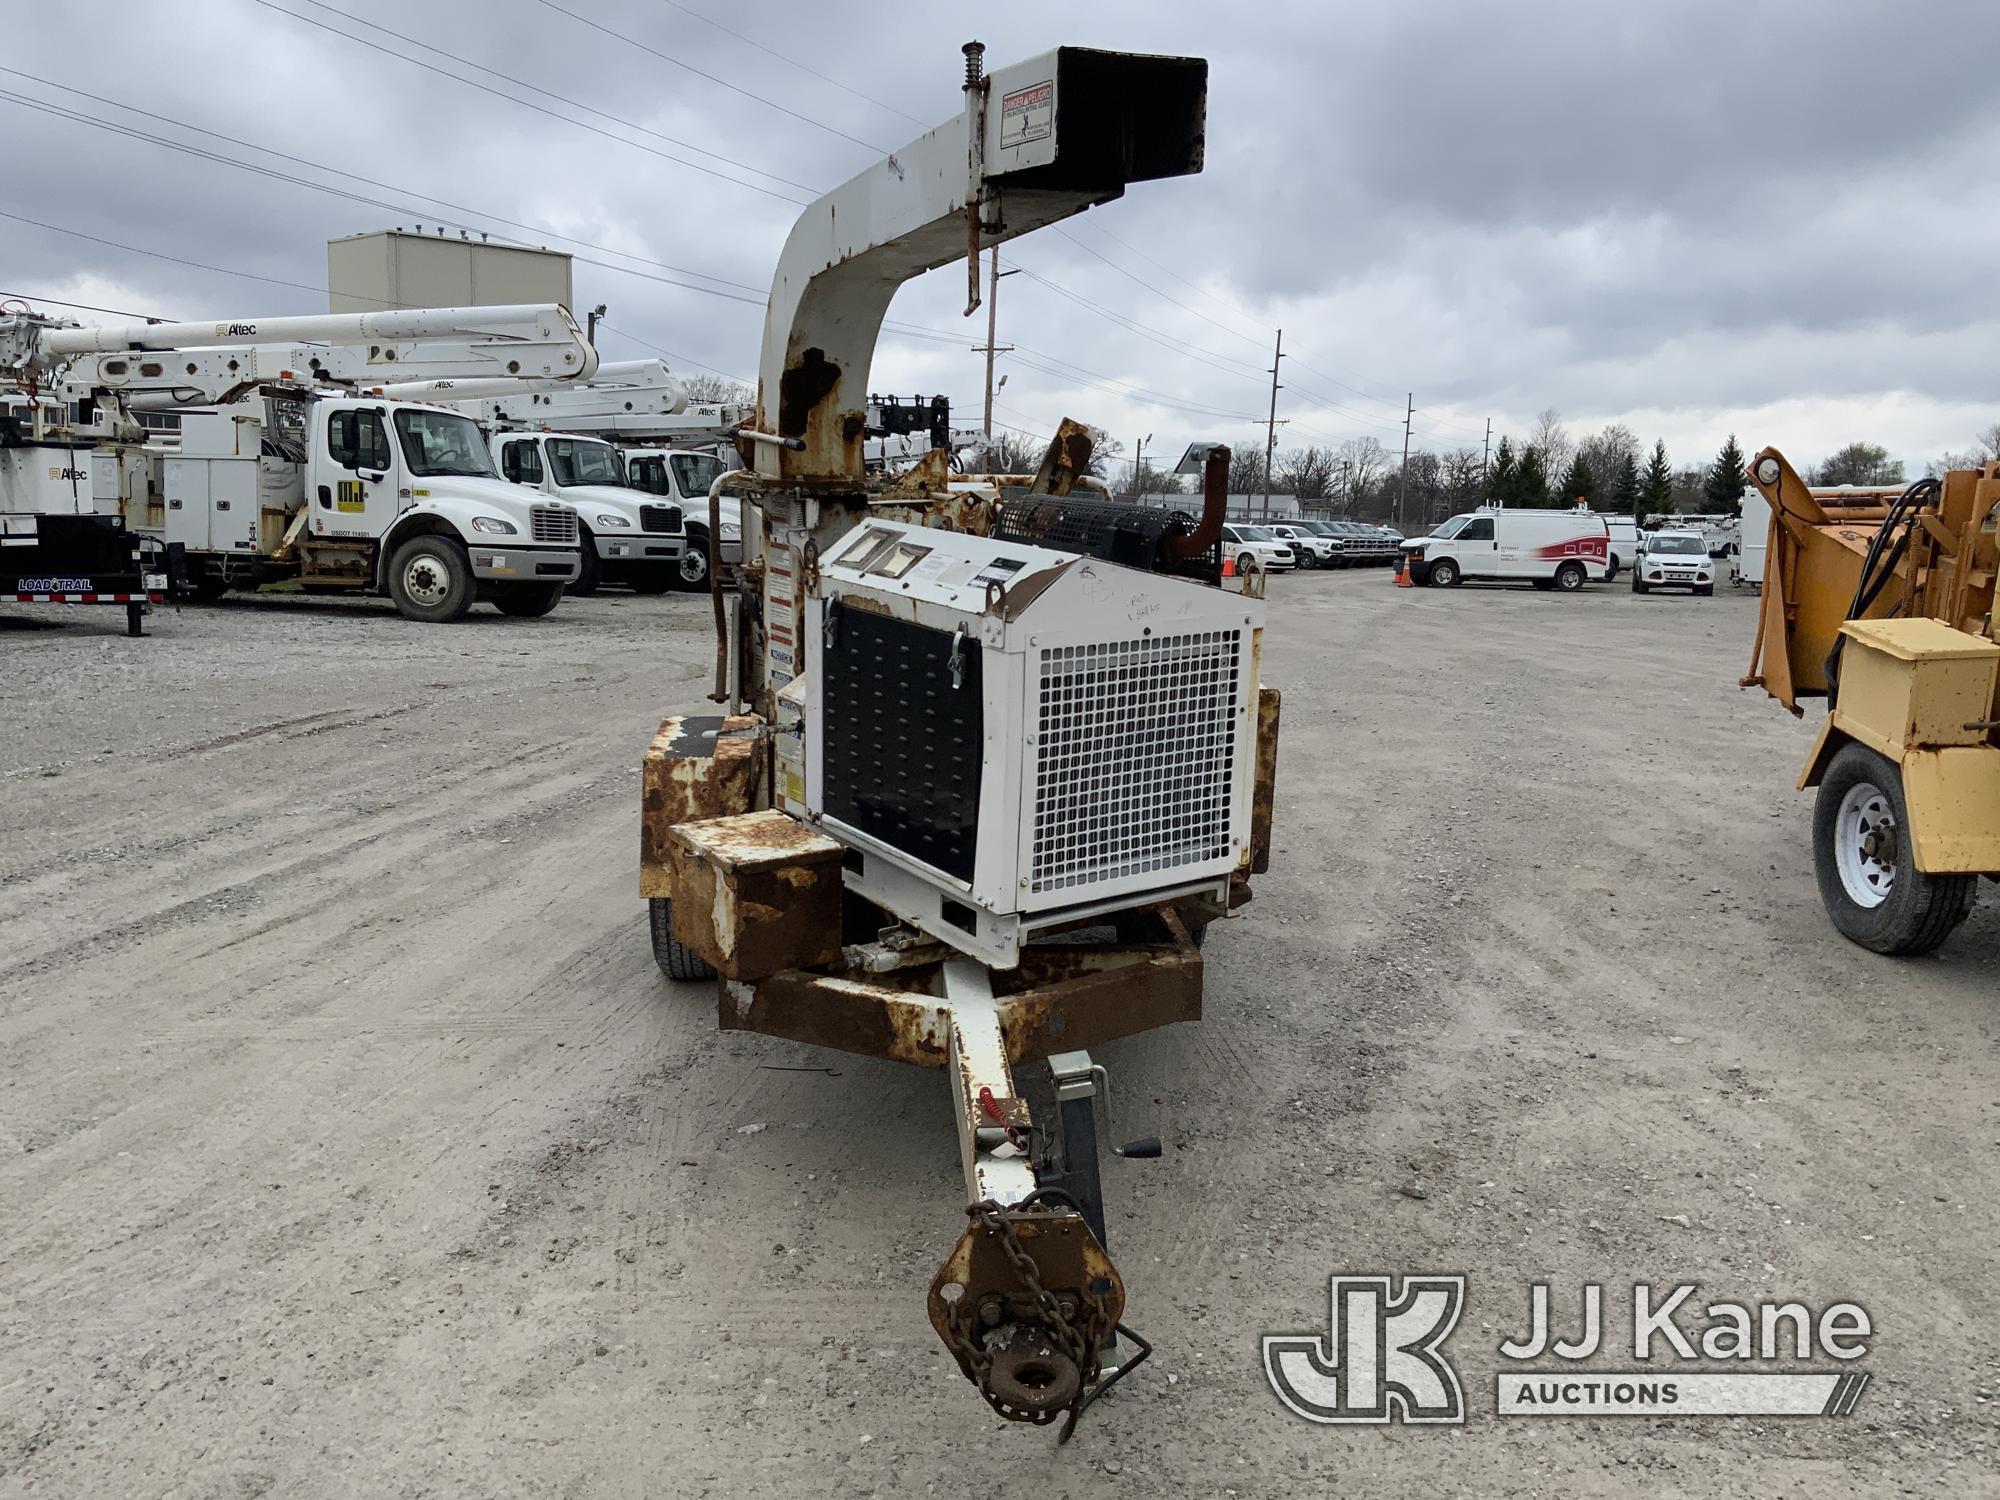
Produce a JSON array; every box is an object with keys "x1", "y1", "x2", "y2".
[
  {"x1": 1813, "y1": 743, "x2": 1976, "y2": 955},
  {"x1": 387, "y1": 534, "x2": 474, "y2": 623},
  {"x1": 649, "y1": 898, "x2": 715, "y2": 981},
  {"x1": 675, "y1": 529, "x2": 711, "y2": 591},
  {"x1": 572, "y1": 528, "x2": 602, "y2": 596},
  {"x1": 491, "y1": 582, "x2": 564, "y2": 618}
]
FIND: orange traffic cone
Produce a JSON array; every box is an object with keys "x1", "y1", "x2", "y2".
[
  {"x1": 1222, "y1": 555, "x2": 1236, "y2": 579},
  {"x1": 1394, "y1": 557, "x2": 1414, "y2": 588}
]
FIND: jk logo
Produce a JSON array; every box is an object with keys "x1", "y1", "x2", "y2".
[{"x1": 1263, "y1": 1275, "x2": 1467, "y2": 1424}]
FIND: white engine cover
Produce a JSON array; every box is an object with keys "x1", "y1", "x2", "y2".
[{"x1": 804, "y1": 518, "x2": 1260, "y2": 967}]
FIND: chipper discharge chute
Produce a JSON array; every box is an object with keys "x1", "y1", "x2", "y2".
[
  {"x1": 635, "y1": 42, "x2": 1282, "y2": 1435},
  {"x1": 1742, "y1": 446, "x2": 2000, "y2": 955}
]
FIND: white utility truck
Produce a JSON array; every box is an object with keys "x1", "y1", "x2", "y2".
[
  {"x1": 622, "y1": 446, "x2": 737, "y2": 589},
  {"x1": 1400, "y1": 504, "x2": 1610, "y2": 590},
  {"x1": 489, "y1": 429, "x2": 682, "y2": 594},
  {"x1": 2, "y1": 305, "x2": 592, "y2": 622}
]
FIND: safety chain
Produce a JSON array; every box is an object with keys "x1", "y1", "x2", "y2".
[{"x1": 950, "y1": 1199, "x2": 1114, "y2": 1428}]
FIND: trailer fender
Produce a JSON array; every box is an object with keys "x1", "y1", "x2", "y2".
[
  {"x1": 1901, "y1": 746, "x2": 2000, "y2": 873},
  {"x1": 1796, "y1": 717, "x2": 1849, "y2": 791}
]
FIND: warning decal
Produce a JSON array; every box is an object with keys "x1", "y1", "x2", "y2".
[{"x1": 1000, "y1": 80, "x2": 1054, "y2": 149}]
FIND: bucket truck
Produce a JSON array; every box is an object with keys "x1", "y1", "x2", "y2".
[
  {"x1": 1, "y1": 304, "x2": 593, "y2": 622},
  {"x1": 634, "y1": 42, "x2": 1278, "y2": 1439},
  {"x1": 440, "y1": 360, "x2": 744, "y2": 591}
]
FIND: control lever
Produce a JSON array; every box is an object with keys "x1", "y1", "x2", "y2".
[{"x1": 1114, "y1": 1136, "x2": 1162, "y2": 1159}]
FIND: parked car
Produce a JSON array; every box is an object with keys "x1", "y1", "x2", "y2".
[
  {"x1": 1220, "y1": 523, "x2": 1297, "y2": 573},
  {"x1": 1399, "y1": 506, "x2": 1610, "y2": 591},
  {"x1": 1631, "y1": 529, "x2": 1715, "y2": 595},
  {"x1": 1267, "y1": 523, "x2": 1339, "y2": 568},
  {"x1": 1323, "y1": 520, "x2": 1398, "y2": 566}
]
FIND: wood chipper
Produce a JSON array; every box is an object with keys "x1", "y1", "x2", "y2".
[
  {"x1": 1742, "y1": 447, "x2": 2000, "y2": 954},
  {"x1": 634, "y1": 43, "x2": 1281, "y2": 1436}
]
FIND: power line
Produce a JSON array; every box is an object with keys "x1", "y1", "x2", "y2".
[
  {"x1": 1052, "y1": 226, "x2": 1274, "y2": 356},
  {"x1": 249, "y1": 1, "x2": 811, "y2": 206},
  {"x1": 593, "y1": 322, "x2": 753, "y2": 387},
  {"x1": 535, "y1": 0, "x2": 892, "y2": 156},
  {"x1": 0, "y1": 71, "x2": 772, "y2": 295},
  {"x1": 0, "y1": 209, "x2": 355, "y2": 302},
  {"x1": 289, "y1": 0, "x2": 819, "y2": 194},
  {"x1": 653, "y1": 0, "x2": 928, "y2": 126},
  {"x1": 0, "y1": 289, "x2": 169, "y2": 320}
]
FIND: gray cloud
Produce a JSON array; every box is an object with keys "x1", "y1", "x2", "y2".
[{"x1": 6, "y1": 0, "x2": 1996, "y2": 475}]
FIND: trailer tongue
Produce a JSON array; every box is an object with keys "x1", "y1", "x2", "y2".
[{"x1": 639, "y1": 43, "x2": 1281, "y2": 1436}]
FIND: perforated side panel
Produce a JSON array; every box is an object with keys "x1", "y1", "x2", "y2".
[
  {"x1": 1031, "y1": 631, "x2": 1241, "y2": 894},
  {"x1": 821, "y1": 606, "x2": 983, "y2": 883}
]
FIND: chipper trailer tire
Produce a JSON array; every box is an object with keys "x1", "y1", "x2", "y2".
[
  {"x1": 1742, "y1": 447, "x2": 2000, "y2": 956},
  {"x1": 631, "y1": 42, "x2": 1286, "y2": 1438}
]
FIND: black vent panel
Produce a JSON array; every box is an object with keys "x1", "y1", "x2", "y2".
[{"x1": 821, "y1": 605, "x2": 983, "y2": 883}]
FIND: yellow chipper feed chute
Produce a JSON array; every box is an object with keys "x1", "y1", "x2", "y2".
[{"x1": 1740, "y1": 446, "x2": 2000, "y2": 956}]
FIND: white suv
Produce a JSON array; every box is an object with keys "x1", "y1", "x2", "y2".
[
  {"x1": 1221, "y1": 523, "x2": 1297, "y2": 574},
  {"x1": 1266, "y1": 523, "x2": 1338, "y2": 569},
  {"x1": 1632, "y1": 529, "x2": 1714, "y2": 595}
]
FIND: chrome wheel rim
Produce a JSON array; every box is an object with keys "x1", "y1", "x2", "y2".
[
  {"x1": 1835, "y1": 781, "x2": 1896, "y2": 909},
  {"x1": 402, "y1": 552, "x2": 452, "y2": 607}
]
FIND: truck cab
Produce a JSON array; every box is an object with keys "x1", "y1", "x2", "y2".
[
  {"x1": 490, "y1": 431, "x2": 684, "y2": 595},
  {"x1": 622, "y1": 447, "x2": 738, "y2": 591}
]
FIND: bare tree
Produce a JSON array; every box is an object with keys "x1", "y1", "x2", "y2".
[
  {"x1": 1228, "y1": 445, "x2": 1268, "y2": 495},
  {"x1": 1529, "y1": 408, "x2": 1574, "y2": 480},
  {"x1": 678, "y1": 373, "x2": 754, "y2": 405},
  {"x1": 1335, "y1": 436, "x2": 1390, "y2": 513},
  {"x1": 1442, "y1": 447, "x2": 1483, "y2": 513},
  {"x1": 1577, "y1": 423, "x2": 1640, "y2": 502},
  {"x1": 1276, "y1": 445, "x2": 1335, "y2": 501}
]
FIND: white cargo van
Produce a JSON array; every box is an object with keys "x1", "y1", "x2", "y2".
[
  {"x1": 1400, "y1": 506, "x2": 1609, "y2": 591},
  {"x1": 1602, "y1": 513, "x2": 1638, "y2": 579}
]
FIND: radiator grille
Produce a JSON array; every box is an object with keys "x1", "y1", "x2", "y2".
[
  {"x1": 530, "y1": 504, "x2": 578, "y2": 545},
  {"x1": 1031, "y1": 630, "x2": 1241, "y2": 894},
  {"x1": 639, "y1": 503, "x2": 681, "y2": 534}
]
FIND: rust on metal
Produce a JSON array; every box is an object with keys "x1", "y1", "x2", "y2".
[
  {"x1": 1250, "y1": 685, "x2": 1281, "y2": 875},
  {"x1": 668, "y1": 810, "x2": 845, "y2": 981},
  {"x1": 639, "y1": 713, "x2": 766, "y2": 899},
  {"x1": 1164, "y1": 442, "x2": 1230, "y2": 560},
  {"x1": 1027, "y1": 418, "x2": 1095, "y2": 498},
  {"x1": 720, "y1": 969, "x2": 952, "y2": 1066},
  {"x1": 776, "y1": 347, "x2": 841, "y2": 438}
]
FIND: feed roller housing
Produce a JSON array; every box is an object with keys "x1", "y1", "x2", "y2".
[{"x1": 803, "y1": 520, "x2": 1261, "y2": 967}]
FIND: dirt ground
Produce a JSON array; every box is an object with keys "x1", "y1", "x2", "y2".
[{"x1": 1, "y1": 574, "x2": 1995, "y2": 1498}]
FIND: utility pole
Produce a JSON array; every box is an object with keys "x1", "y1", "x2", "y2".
[
  {"x1": 1261, "y1": 328, "x2": 1285, "y2": 520},
  {"x1": 1132, "y1": 432, "x2": 1152, "y2": 501},
  {"x1": 587, "y1": 303, "x2": 607, "y2": 346},
  {"x1": 1483, "y1": 417, "x2": 1492, "y2": 478},
  {"x1": 1396, "y1": 391, "x2": 1413, "y2": 528},
  {"x1": 975, "y1": 245, "x2": 1017, "y2": 440}
]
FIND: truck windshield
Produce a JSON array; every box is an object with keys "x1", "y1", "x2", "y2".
[
  {"x1": 670, "y1": 452, "x2": 725, "y2": 498},
  {"x1": 546, "y1": 438, "x2": 628, "y2": 488},
  {"x1": 1431, "y1": 516, "x2": 1469, "y2": 538},
  {"x1": 1649, "y1": 535, "x2": 1706, "y2": 555},
  {"x1": 393, "y1": 409, "x2": 496, "y2": 478}
]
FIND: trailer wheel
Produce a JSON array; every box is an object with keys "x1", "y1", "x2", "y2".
[
  {"x1": 1428, "y1": 557, "x2": 1460, "y2": 588},
  {"x1": 675, "y1": 529, "x2": 711, "y2": 591},
  {"x1": 572, "y1": 528, "x2": 602, "y2": 597},
  {"x1": 387, "y1": 534, "x2": 474, "y2": 623},
  {"x1": 1813, "y1": 743, "x2": 1976, "y2": 956},
  {"x1": 491, "y1": 583, "x2": 564, "y2": 618},
  {"x1": 649, "y1": 898, "x2": 715, "y2": 981}
]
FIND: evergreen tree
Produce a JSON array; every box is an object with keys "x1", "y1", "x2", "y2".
[
  {"x1": 1640, "y1": 440, "x2": 1673, "y2": 519},
  {"x1": 1514, "y1": 445, "x2": 1551, "y2": 507},
  {"x1": 1485, "y1": 436, "x2": 1516, "y2": 505},
  {"x1": 1614, "y1": 448, "x2": 1641, "y2": 516},
  {"x1": 1557, "y1": 452, "x2": 1597, "y2": 508},
  {"x1": 1705, "y1": 434, "x2": 1747, "y2": 516}
]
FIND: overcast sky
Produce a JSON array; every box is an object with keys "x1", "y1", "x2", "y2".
[{"x1": 8, "y1": 0, "x2": 1999, "y2": 478}]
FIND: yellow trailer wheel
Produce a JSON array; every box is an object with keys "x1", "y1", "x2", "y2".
[{"x1": 1812, "y1": 743, "x2": 1977, "y2": 955}]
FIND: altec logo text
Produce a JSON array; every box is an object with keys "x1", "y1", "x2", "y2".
[{"x1": 1264, "y1": 1276, "x2": 1871, "y2": 1423}]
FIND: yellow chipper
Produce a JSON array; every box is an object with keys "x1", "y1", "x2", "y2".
[
  {"x1": 1743, "y1": 447, "x2": 2000, "y2": 954},
  {"x1": 634, "y1": 43, "x2": 1281, "y2": 1436}
]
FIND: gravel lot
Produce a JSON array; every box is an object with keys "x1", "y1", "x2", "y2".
[{"x1": 1, "y1": 576, "x2": 1994, "y2": 1497}]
